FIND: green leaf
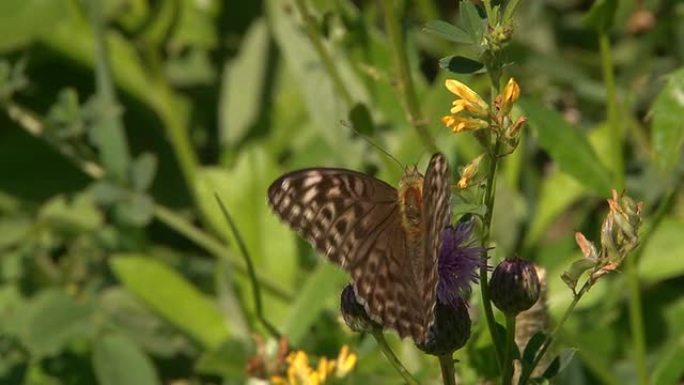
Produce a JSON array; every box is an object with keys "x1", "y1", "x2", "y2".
[
  {"x1": 651, "y1": 337, "x2": 684, "y2": 385},
  {"x1": 638, "y1": 218, "x2": 684, "y2": 284},
  {"x1": 39, "y1": 194, "x2": 103, "y2": 233},
  {"x1": 0, "y1": 216, "x2": 30, "y2": 249},
  {"x1": 220, "y1": 19, "x2": 270, "y2": 148},
  {"x1": 92, "y1": 334, "x2": 161, "y2": 385},
  {"x1": 652, "y1": 67, "x2": 684, "y2": 175},
  {"x1": 114, "y1": 193, "x2": 154, "y2": 226},
  {"x1": 110, "y1": 255, "x2": 230, "y2": 349},
  {"x1": 561, "y1": 258, "x2": 595, "y2": 291},
  {"x1": 196, "y1": 146, "x2": 297, "y2": 289},
  {"x1": 422, "y1": 20, "x2": 473, "y2": 44},
  {"x1": 0, "y1": 0, "x2": 69, "y2": 52},
  {"x1": 522, "y1": 331, "x2": 547, "y2": 369},
  {"x1": 21, "y1": 289, "x2": 95, "y2": 357},
  {"x1": 267, "y1": 0, "x2": 367, "y2": 159},
  {"x1": 584, "y1": 0, "x2": 618, "y2": 33},
  {"x1": 459, "y1": 0, "x2": 485, "y2": 45},
  {"x1": 99, "y1": 288, "x2": 191, "y2": 357},
  {"x1": 282, "y1": 263, "x2": 347, "y2": 345},
  {"x1": 525, "y1": 171, "x2": 587, "y2": 248},
  {"x1": 439, "y1": 56, "x2": 485, "y2": 74},
  {"x1": 195, "y1": 339, "x2": 250, "y2": 378},
  {"x1": 519, "y1": 98, "x2": 612, "y2": 195},
  {"x1": 541, "y1": 348, "x2": 576, "y2": 379},
  {"x1": 131, "y1": 153, "x2": 158, "y2": 192}
]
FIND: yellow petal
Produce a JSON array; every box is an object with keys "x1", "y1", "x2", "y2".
[
  {"x1": 335, "y1": 345, "x2": 357, "y2": 377},
  {"x1": 445, "y1": 79, "x2": 489, "y2": 116},
  {"x1": 500, "y1": 77, "x2": 521, "y2": 115}
]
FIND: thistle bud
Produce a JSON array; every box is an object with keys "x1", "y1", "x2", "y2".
[
  {"x1": 490, "y1": 258, "x2": 540, "y2": 316},
  {"x1": 340, "y1": 284, "x2": 378, "y2": 333},
  {"x1": 416, "y1": 298, "x2": 471, "y2": 356}
]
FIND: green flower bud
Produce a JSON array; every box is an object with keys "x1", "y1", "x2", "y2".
[
  {"x1": 490, "y1": 258, "x2": 540, "y2": 315},
  {"x1": 340, "y1": 284, "x2": 379, "y2": 333},
  {"x1": 416, "y1": 298, "x2": 471, "y2": 356}
]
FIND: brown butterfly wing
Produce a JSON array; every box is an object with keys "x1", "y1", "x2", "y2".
[
  {"x1": 419, "y1": 153, "x2": 452, "y2": 338},
  {"x1": 267, "y1": 168, "x2": 426, "y2": 340},
  {"x1": 267, "y1": 153, "x2": 451, "y2": 343}
]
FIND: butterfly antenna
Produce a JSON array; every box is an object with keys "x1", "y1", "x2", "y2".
[{"x1": 341, "y1": 120, "x2": 404, "y2": 171}]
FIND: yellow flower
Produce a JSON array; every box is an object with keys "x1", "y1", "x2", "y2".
[
  {"x1": 457, "y1": 154, "x2": 483, "y2": 189},
  {"x1": 444, "y1": 79, "x2": 489, "y2": 117},
  {"x1": 442, "y1": 115, "x2": 489, "y2": 133},
  {"x1": 334, "y1": 345, "x2": 357, "y2": 377},
  {"x1": 500, "y1": 77, "x2": 520, "y2": 115},
  {"x1": 316, "y1": 357, "x2": 335, "y2": 383},
  {"x1": 269, "y1": 346, "x2": 356, "y2": 385},
  {"x1": 271, "y1": 376, "x2": 289, "y2": 385}
]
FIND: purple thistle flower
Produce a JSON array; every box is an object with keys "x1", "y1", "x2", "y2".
[{"x1": 437, "y1": 220, "x2": 485, "y2": 308}]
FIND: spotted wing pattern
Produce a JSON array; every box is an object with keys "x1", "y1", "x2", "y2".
[{"x1": 267, "y1": 153, "x2": 451, "y2": 343}]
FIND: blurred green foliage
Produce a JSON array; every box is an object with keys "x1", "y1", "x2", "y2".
[{"x1": 0, "y1": 0, "x2": 683, "y2": 384}]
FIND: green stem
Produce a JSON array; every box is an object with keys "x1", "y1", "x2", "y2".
[
  {"x1": 370, "y1": 330, "x2": 419, "y2": 385},
  {"x1": 599, "y1": 33, "x2": 623, "y2": 190},
  {"x1": 87, "y1": 0, "x2": 130, "y2": 182},
  {"x1": 438, "y1": 354, "x2": 456, "y2": 385},
  {"x1": 601, "y1": 32, "x2": 646, "y2": 385},
  {"x1": 153, "y1": 204, "x2": 293, "y2": 301},
  {"x1": 520, "y1": 284, "x2": 583, "y2": 384},
  {"x1": 214, "y1": 195, "x2": 281, "y2": 339},
  {"x1": 292, "y1": 0, "x2": 353, "y2": 106},
  {"x1": 379, "y1": 0, "x2": 438, "y2": 153},
  {"x1": 502, "y1": 315, "x2": 516, "y2": 385},
  {"x1": 480, "y1": 140, "x2": 503, "y2": 368},
  {"x1": 626, "y1": 252, "x2": 648, "y2": 385}
]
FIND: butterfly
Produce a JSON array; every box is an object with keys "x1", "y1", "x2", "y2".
[{"x1": 267, "y1": 153, "x2": 451, "y2": 343}]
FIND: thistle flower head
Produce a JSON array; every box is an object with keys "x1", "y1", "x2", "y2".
[
  {"x1": 490, "y1": 257, "x2": 541, "y2": 316},
  {"x1": 437, "y1": 220, "x2": 485, "y2": 308},
  {"x1": 417, "y1": 297, "x2": 471, "y2": 356}
]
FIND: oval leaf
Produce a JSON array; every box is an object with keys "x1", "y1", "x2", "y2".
[
  {"x1": 652, "y1": 67, "x2": 684, "y2": 176},
  {"x1": 110, "y1": 255, "x2": 229, "y2": 349},
  {"x1": 423, "y1": 20, "x2": 473, "y2": 44},
  {"x1": 93, "y1": 334, "x2": 160, "y2": 385},
  {"x1": 519, "y1": 98, "x2": 612, "y2": 195}
]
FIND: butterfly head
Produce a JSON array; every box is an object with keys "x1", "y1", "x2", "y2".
[{"x1": 398, "y1": 166, "x2": 424, "y2": 237}]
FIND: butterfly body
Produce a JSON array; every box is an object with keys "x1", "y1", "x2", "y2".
[{"x1": 267, "y1": 153, "x2": 451, "y2": 343}]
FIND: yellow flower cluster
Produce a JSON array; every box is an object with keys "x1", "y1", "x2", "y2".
[
  {"x1": 441, "y1": 79, "x2": 490, "y2": 133},
  {"x1": 441, "y1": 77, "x2": 521, "y2": 134},
  {"x1": 270, "y1": 345, "x2": 357, "y2": 385}
]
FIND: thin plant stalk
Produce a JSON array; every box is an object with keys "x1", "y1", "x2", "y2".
[
  {"x1": 600, "y1": 32, "x2": 647, "y2": 385},
  {"x1": 214, "y1": 195, "x2": 281, "y2": 339},
  {"x1": 438, "y1": 354, "x2": 456, "y2": 385},
  {"x1": 87, "y1": 0, "x2": 130, "y2": 182},
  {"x1": 370, "y1": 330, "x2": 420, "y2": 385},
  {"x1": 502, "y1": 315, "x2": 516, "y2": 384},
  {"x1": 479, "y1": 141, "x2": 504, "y2": 367},
  {"x1": 292, "y1": 0, "x2": 354, "y2": 106},
  {"x1": 379, "y1": 0, "x2": 438, "y2": 153},
  {"x1": 154, "y1": 204, "x2": 293, "y2": 301}
]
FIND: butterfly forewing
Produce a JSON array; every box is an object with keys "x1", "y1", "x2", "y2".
[
  {"x1": 420, "y1": 153, "x2": 452, "y2": 334},
  {"x1": 267, "y1": 153, "x2": 451, "y2": 343}
]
